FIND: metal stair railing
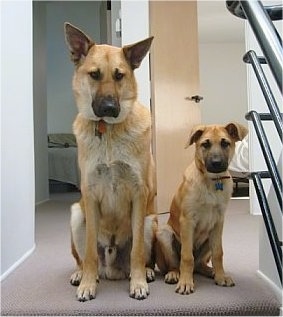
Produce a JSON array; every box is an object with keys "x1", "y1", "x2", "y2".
[
  {"x1": 227, "y1": 1, "x2": 283, "y2": 90},
  {"x1": 243, "y1": 50, "x2": 282, "y2": 140},
  {"x1": 226, "y1": 0, "x2": 282, "y2": 285},
  {"x1": 251, "y1": 171, "x2": 282, "y2": 284},
  {"x1": 245, "y1": 110, "x2": 282, "y2": 210}
]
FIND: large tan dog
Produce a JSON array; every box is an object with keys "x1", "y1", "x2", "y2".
[
  {"x1": 156, "y1": 123, "x2": 247, "y2": 294},
  {"x1": 64, "y1": 23, "x2": 157, "y2": 301}
]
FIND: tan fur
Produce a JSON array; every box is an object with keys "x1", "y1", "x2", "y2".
[
  {"x1": 64, "y1": 23, "x2": 156, "y2": 301},
  {"x1": 156, "y1": 123, "x2": 247, "y2": 294}
]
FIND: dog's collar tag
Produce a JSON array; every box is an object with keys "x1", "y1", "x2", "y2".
[
  {"x1": 212, "y1": 176, "x2": 231, "y2": 191},
  {"x1": 215, "y1": 179, "x2": 224, "y2": 191},
  {"x1": 95, "y1": 120, "x2": 107, "y2": 138}
]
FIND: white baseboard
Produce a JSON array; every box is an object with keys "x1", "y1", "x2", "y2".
[
  {"x1": 231, "y1": 196, "x2": 250, "y2": 200},
  {"x1": 0, "y1": 244, "x2": 36, "y2": 281},
  {"x1": 257, "y1": 270, "x2": 282, "y2": 305}
]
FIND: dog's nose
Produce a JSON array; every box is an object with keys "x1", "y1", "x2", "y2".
[
  {"x1": 207, "y1": 157, "x2": 227, "y2": 173},
  {"x1": 92, "y1": 95, "x2": 120, "y2": 118}
]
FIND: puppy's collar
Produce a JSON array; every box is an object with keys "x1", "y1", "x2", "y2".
[
  {"x1": 211, "y1": 176, "x2": 231, "y2": 191},
  {"x1": 95, "y1": 120, "x2": 107, "y2": 138}
]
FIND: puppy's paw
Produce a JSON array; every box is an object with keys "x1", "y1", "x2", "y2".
[
  {"x1": 70, "y1": 269, "x2": 83, "y2": 286},
  {"x1": 146, "y1": 267, "x2": 155, "y2": 283},
  {"x1": 175, "y1": 278, "x2": 194, "y2": 295},
  {"x1": 129, "y1": 279, "x2": 149, "y2": 300},
  {"x1": 195, "y1": 264, "x2": 215, "y2": 279},
  {"x1": 164, "y1": 270, "x2": 179, "y2": 284},
  {"x1": 76, "y1": 280, "x2": 98, "y2": 302},
  {"x1": 215, "y1": 275, "x2": 235, "y2": 287}
]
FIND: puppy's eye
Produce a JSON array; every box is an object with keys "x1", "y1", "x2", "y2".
[
  {"x1": 114, "y1": 69, "x2": 124, "y2": 81},
  {"x1": 221, "y1": 139, "x2": 230, "y2": 148},
  {"x1": 201, "y1": 140, "x2": 211, "y2": 149},
  {"x1": 89, "y1": 70, "x2": 101, "y2": 80}
]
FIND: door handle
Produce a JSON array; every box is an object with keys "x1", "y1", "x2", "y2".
[{"x1": 185, "y1": 95, "x2": 203, "y2": 103}]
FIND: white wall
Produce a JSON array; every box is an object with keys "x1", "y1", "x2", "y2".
[
  {"x1": 1, "y1": 0, "x2": 35, "y2": 279},
  {"x1": 199, "y1": 42, "x2": 248, "y2": 127},
  {"x1": 121, "y1": 0, "x2": 150, "y2": 108},
  {"x1": 46, "y1": 1, "x2": 102, "y2": 133}
]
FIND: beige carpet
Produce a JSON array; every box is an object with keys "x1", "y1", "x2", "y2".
[{"x1": 1, "y1": 194, "x2": 280, "y2": 316}]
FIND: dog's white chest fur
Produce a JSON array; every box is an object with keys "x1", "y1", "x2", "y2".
[
  {"x1": 90, "y1": 160, "x2": 139, "y2": 211},
  {"x1": 78, "y1": 127, "x2": 143, "y2": 239}
]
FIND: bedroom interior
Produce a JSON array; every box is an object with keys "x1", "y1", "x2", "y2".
[{"x1": 1, "y1": 0, "x2": 282, "y2": 316}]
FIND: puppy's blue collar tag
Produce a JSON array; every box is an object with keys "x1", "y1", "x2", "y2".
[
  {"x1": 215, "y1": 179, "x2": 224, "y2": 191},
  {"x1": 211, "y1": 176, "x2": 231, "y2": 191}
]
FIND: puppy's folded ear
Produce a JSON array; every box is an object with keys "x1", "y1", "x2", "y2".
[
  {"x1": 64, "y1": 22, "x2": 94, "y2": 65},
  {"x1": 123, "y1": 37, "x2": 154, "y2": 70},
  {"x1": 185, "y1": 125, "x2": 205, "y2": 148},
  {"x1": 225, "y1": 122, "x2": 248, "y2": 141}
]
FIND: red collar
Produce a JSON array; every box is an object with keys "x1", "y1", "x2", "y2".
[{"x1": 211, "y1": 176, "x2": 231, "y2": 181}]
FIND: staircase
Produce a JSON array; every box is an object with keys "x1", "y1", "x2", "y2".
[{"x1": 226, "y1": 0, "x2": 282, "y2": 286}]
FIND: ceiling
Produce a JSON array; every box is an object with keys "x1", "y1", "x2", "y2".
[{"x1": 197, "y1": 1, "x2": 245, "y2": 43}]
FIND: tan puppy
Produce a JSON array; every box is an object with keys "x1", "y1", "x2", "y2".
[
  {"x1": 64, "y1": 23, "x2": 157, "y2": 301},
  {"x1": 156, "y1": 123, "x2": 247, "y2": 294}
]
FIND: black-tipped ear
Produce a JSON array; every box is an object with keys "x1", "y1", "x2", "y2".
[
  {"x1": 185, "y1": 125, "x2": 205, "y2": 149},
  {"x1": 123, "y1": 37, "x2": 154, "y2": 70},
  {"x1": 225, "y1": 122, "x2": 247, "y2": 141},
  {"x1": 64, "y1": 22, "x2": 94, "y2": 64}
]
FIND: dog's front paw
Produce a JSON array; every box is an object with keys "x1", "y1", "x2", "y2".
[
  {"x1": 129, "y1": 279, "x2": 149, "y2": 300},
  {"x1": 214, "y1": 274, "x2": 235, "y2": 287},
  {"x1": 164, "y1": 270, "x2": 179, "y2": 284},
  {"x1": 146, "y1": 267, "x2": 155, "y2": 283},
  {"x1": 175, "y1": 278, "x2": 194, "y2": 295},
  {"x1": 76, "y1": 280, "x2": 98, "y2": 302}
]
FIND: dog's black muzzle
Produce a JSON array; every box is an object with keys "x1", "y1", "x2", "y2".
[
  {"x1": 92, "y1": 95, "x2": 120, "y2": 118},
  {"x1": 206, "y1": 157, "x2": 228, "y2": 173}
]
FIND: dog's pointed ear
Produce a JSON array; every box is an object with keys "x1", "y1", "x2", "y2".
[
  {"x1": 64, "y1": 22, "x2": 94, "y2": 65},
  {"x1": 123, "y1": 37, "x2": 154, "y2": 70},
  {"x1": 185, "y1": 125, "x2": 205, "y2": 149},
  {"x1": 225, "y1": 122, "x2": 248, "y2": 141}
]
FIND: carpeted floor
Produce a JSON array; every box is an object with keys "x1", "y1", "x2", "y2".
[{"x1": 1, "y1": 193, "x2": 281, "y2": 316}]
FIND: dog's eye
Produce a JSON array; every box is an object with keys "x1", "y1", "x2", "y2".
[
  {"x1": 114, "y1": 69, "x2": 124, "y2": 81},
  {"x1": 89, "y1": 70, "x2": 101, "y2": 80},
  {"x1": 221, "y1": 139, "x2": 230, "y2": 148},
  {"x1": 201, "y1": 140, "x2": 211, "y2": 149}
]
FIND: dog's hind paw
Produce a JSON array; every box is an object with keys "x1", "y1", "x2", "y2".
[
  {"x1": 164, "y1": 270, "x2": 179, "y2": 284},
  {"x1": 129, "y1": 279, "x2": 149, "y2": 300},
  {"x1": 215, "y1": 274, "x2": 235, "y2": 287},
  {"x1": 70, "y1": 270, "x2": 83, "y2": 286},
  {"x1": 146, "y1": 267, "x2": 155, "y2": 282}
]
